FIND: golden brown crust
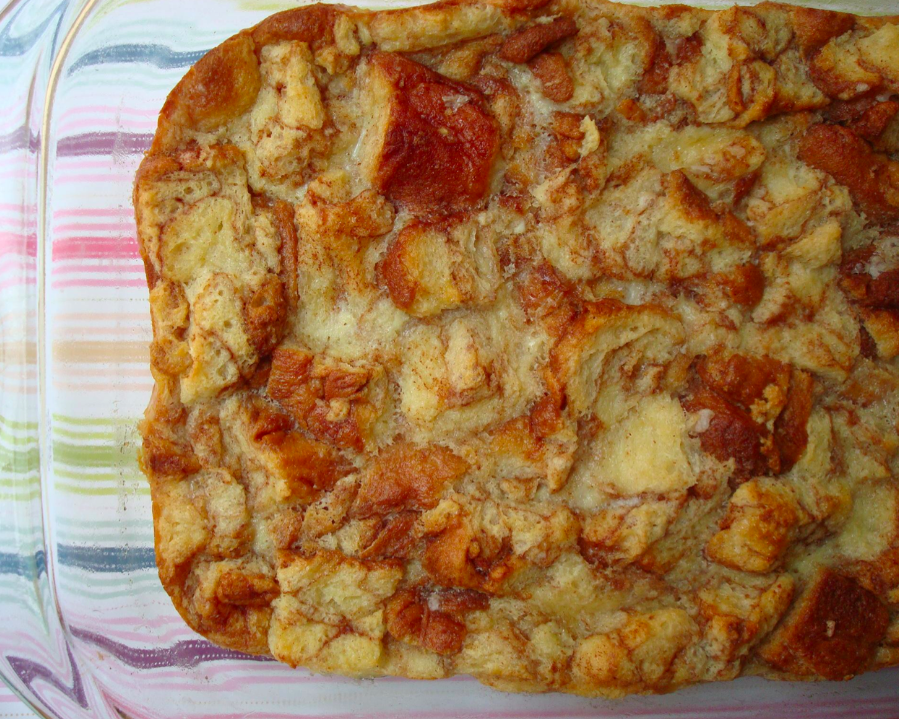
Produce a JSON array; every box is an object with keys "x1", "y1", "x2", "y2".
[
  {"x1": 250, "y1": 4, "x2": 347, "y2": 48},
  {"x1": 136, "y1": 0, "x2": 899, "y2": 697},
  {"x1": 759, "y1": 569, "x2": 890, "y2": 679},
  {"x1": 798, "y1": 123, "x2": 899, "y2": 227},
  {"x1": 363, "y1": 51, "x2": 500, "y2": 214},
  {"x1": 153, "y1": 35, "x2": 262, "y2": 153}
]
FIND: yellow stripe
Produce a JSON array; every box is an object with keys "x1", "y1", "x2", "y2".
[
  {"x1": 52, "y1": 341, "x2": 148, "y2": 363},
  {"x1": 0, "y1": 341, "x2": 37, "y2": 364}
]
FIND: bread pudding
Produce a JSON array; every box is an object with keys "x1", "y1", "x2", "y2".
[{"x1": 134, "y1": 0, "x2": 899, "y2": 696}]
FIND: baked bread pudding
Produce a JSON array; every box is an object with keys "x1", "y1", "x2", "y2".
[{"x1": 135, "y1": 0, "x2": 899, "y2": 696}]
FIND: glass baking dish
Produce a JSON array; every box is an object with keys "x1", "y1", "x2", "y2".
[{"x1": 1, "y1": 0, "x2": 898, "y2": 717}]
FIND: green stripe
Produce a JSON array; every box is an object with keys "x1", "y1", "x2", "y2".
[
  {"x1": 0, "y1": 537, "x2": 43, "y2": 554},
  {"x1": 58, "y1": 571, "x2": 157, "y2": 588},
  {"x1": 53, "y1": 415, "x2": 135, "y2": 427},
  {"x1": 0, "y1": 467, "x2": 38, "y2": 476},
  {"x1": 56, "y1": 533, "x2": 154, "y2": 546},
  {"x1": 53, "y1": 467, "x2": 141, "y2": 481},
  {"x1": 0, "y1": 489, "x2": 41, "y2": 502},
  {"x1": 0, "y1": 448, "x2": 40, "y2": 473},
  {"x1": 52, "y1": 517, "x2": 153, "y2": 533},
  {"x1": 52, "y1": 427, "x2": 118, "y2": 440},
  {"x1": 52, "y1": 440, "x2": 137, "y2": 467},
  {"x1": 53, "y1": 483, "x2": 149, "y2": 497},
  {"x1": 52, "y1": 527, "x2": 154, "y2": 543},
  {"x1": 81, "y1": 17, "x2": 232, "y2": 35},
  {"x1": 0, "y1": 590, "x2": 43, "y2": 620},
  {"x1": 53, "y1": 582, "x2": 160, "y2": 601},
  {"x1": 0, "y1": 426, "x2": 38, "y2": 444},
  {"x1": 0, "y1": 478, "x2": 39, "y2": 489},
  {"x1": 63, "y1": 72, "x2": 195, "y2": 93},
  {"x1": 0, "y1": 416, "x2": 37, "y2": 431},
  {"x1": 56, "y1": 516, "x2": 150, "y2": 530},
  {"x1": 55, "y1": 534, "x2": 154, "y2": 546}
]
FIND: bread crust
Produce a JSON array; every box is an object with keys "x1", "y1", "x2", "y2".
[{"x1": 135, "y1": 0, "x2": 899, "y2": 695}]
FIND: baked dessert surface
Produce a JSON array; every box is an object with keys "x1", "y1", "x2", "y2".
[{"x1": 134, "y1": 0, "x2": 899, "y2": 696}]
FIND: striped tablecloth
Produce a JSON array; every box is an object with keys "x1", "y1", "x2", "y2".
[
  {"x1": 0, "y1": 684, "x2": 34, "y2": 719},
  {"x1": 2, "y1": 1, "x2": 899, "y2": 718}
]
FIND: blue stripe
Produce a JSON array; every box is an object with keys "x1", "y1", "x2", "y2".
[
  {"x1": 0, "y1": 550, "x2": 46, "y2": 579},
  {"x1": 68, "y1": 44, "x2": 205, "y2": 74},
  {"x1": 0, "y1": 546, "x2": 156, "y2": 576},
  {"x1": 0, "y1": 0, "x2": 65, "y2": 57},
  {"x1": 56, "y1": 544, "x2": 156, "y2": 572}
]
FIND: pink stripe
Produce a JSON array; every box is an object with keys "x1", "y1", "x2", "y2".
[
  {"x1": 56, "y1": 159, "x2": 140, "y2": 171},
  {"x1": 0, "y1": 251, "x2": 35, "y2": 264},
  {"x1": 69, "y1": 625, "x2": 196, "y2": 645},
  {"x1": 0, "y1": 156, "x2": 30, "y2": 168},
  {"x1": 671, "y1": 694, "x2": 899, "y2": 719},
  {"x1": 0, "y1": 258, "x2": 35, "y2": 276},
  {"x1": 52, "y1": 239, "x2": 138, "y2": 261},
  {"x1": 177, "y1": 711, "x2": 640, "y2": 719},
  {"x1": 0, "y1": 254, "x2": 33, "y2": 270},
  {"x1": 74, "y1": 631, "x2": 198, "y2": 650},
  {"x1": 127, "y1": 669, "x2": 336, "y2": 685},
  {"x1": 0, "y1": 229, "x2": 36, "y2": 244},
  {"x1": 51, "y1": 277, "x2": 147, "y2": 289},
  {"x1": 0, "y1": 218, "x2": 29, "y2": 230},
  {"x1": 140, "y1": 691, "x2": 899, "y2": 719},
  {"x1": 0, "y1": 97, "x2": 28, "y2": 118},
  {"x1": 0, "y1": 630, "x2": 74, "y2": 672},
  {"x1": 90, "y1": 687, "x2": 162, "y2": 719},
  {"x1": 54, "y1": 221, "x2": 134, "y2": 233},
  {"x1": 49, "y1": 257, "x2": 143, "y2": 271},
  {"x1": 50, "y1": 268, "x2": 144, "y2": 281},
  {"x1": 50, "y1": 255, "x2": 139, "y2": 269},
  {"x1": 66, "y1": 602, "x2": 188, "y2": 637},
  {"x1": 58, "y1": 105, "x2": 156, "y2": 120},
  {"x1": 0, "y1": 170, "x2": 30, "y2": 181},
  {"x1": 0, "y1": 262, "x2": 34, "y2": 277},
  {"x1": 0, "y1": 229, "x2": 30, "y2": 241},
  {"x1": 0, "y1": 265, "x2": 35, "y2": 280},
  {"x1": 0, "y1": 167, "x2": 36, "y2": 178},
  {"x1": 53, "y1": 208, "x2": 133, "y2": 218},
  {"x1": 71, "y1": 614, "x2": 187, "y2": 630},
  {"x1": 55, "y1": 174, "x2": 134, "y2": 184},
  {"x1": 48, "y1": 257, "x2": 142, "y2": 269},
  {"x1": 175, "y1": 696, "x2": 899, "y2": 719},
  {"x1": 58, "y1": 118, "x2": 157, "y2": 134},
  {"x1": 810, "y1": 705, "x2": 898, "y2": 719},
  {"x1": 0, "y1": 277, "x2": 32, "y2": 291}
]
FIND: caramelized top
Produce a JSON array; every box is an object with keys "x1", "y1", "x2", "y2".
[{"x1": 135, "y1": 0, "x2": 899, "y2": 696}]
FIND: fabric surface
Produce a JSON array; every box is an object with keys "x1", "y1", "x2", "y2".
[{"x1": 0, "y1": 685, "x2": 35, "y2": 719}]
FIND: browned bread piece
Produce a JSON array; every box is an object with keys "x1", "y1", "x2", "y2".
[{"x1": 135, "y1": 0, "x2": 899, "y2": 696}]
